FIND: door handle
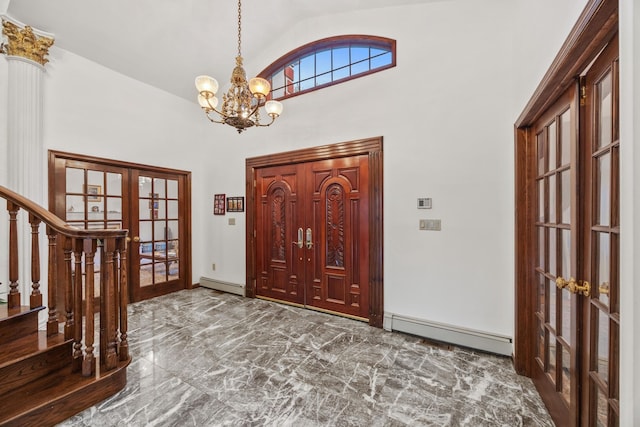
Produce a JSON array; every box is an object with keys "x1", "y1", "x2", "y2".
[
  {"x1": 133, "y1": 236, "x2": 140, "y2": 242},
  {"x1": 305, "y1": 228, "x2": 313, "y2": 249},
  {"x1": 293, "y1": 228, "x2": 303, "y2": 249},
  {"x1": 556, "y1": 276, "x2": 591, "y2": 297}
]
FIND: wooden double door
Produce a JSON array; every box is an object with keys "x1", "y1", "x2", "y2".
[
  {"x1": 516, "y1": 28, "x2": 619, "y2": 426},
  {"x1": 255, "y1": 155, "x2": 370, "y2": 320},
  {"x1": 49, "y1": 151, "x2": 192, "y2": 303}
]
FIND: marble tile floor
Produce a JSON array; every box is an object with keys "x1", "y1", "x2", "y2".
[{"x1": 58, "y1": 288, "x2": 554, "y2": 426}]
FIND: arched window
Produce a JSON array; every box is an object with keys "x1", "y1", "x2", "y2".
[{"x1": 259, "y1": 35, "x2": 396, "y2": 100}]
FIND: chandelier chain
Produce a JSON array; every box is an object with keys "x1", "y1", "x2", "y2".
[{"x1": 237, "y1": 0, "x2": 242, "y2": 57}]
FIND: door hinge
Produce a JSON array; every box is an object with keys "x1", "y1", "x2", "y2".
[{"x1": 579, "y1": 76, "x2": 587, "y2": 106}]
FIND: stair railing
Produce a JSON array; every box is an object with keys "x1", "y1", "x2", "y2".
[{"x1": 1, "y1": 185, "x2": 129, "y2": 376}]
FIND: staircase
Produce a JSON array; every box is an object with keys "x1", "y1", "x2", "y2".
[{"x1": 0, "y1": 185, "x2": 130, "y2": 426}]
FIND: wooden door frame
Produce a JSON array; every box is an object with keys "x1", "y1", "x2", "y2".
[
  {"x1": 48, "y1": 150, "x2": 194, "y2": 301},
  {"x1": 245, "y1": 137, "x2": 384, "y2": 327}
]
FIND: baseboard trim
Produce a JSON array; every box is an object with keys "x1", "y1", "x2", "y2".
[
  {"x1": 199, "y1": 277, "x2": 245, "y2": 297},
  {"x1": 383, "y1": 312, "x2": 513, "y2": 356}
]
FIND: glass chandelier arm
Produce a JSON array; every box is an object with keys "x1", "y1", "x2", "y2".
[{"x1": 254, "y1": 114, "x2": 278, "y2": 128}]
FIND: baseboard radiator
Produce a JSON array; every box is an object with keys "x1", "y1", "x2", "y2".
[
  {"x1": 199, "y1": 277, "x2": 245, "y2": 297},
  {"x1": 383, "y1": 312, "x2": 513, "y2": 356}
]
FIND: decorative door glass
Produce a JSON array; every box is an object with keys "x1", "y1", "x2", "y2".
[
  {"x1": 534, "y1": 90, "x2": 577, "y2": 419},
  {"x1": 138, "y1": 176, "x2": 180, "y2": 287},
  {"x1": 587, "y1": 54, "x2": 619, "y2": 427},
  {"x1": 64, "y1": 166, "x2": 124, "y2": 299}
]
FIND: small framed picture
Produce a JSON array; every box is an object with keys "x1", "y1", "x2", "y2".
[
  {"x1": 214, "y1": 194, "x2": 225, "y2": 215},
  {"x1": 227, "y1": 196, "x2": 244, "y2": 213},
  {"x1": 86, "y1": 185, "x2": 102, "y2": 201},
  {"x1": 148, "y1": 193, "x2": 159, "y2": 209}
]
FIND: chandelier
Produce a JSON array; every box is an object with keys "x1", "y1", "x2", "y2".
[{"x1": 195, "y1": 0, "x2": 283, "y2": 133}]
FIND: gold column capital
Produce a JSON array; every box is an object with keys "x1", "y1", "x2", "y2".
[{"x1": 1, "y1": 18, "x2": 54, "y2": 66}]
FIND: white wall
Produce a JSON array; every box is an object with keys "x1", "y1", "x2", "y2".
[
  {"x1": 39, "y1": 47, "x2": 209, "y2": 281},
  {"x1": 619, "y1": 0, "x2": 639, "y2": 424},
  {"x1": 199, "y1": 0, "x2": 589, "y2": 340}
]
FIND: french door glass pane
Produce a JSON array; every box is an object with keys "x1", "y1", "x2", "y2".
[
  {"x1": 597, "y1": 232, "x2": 611, "y2": 307},
  {"x1": 549, "y1": 230, "x2": 557, "y2": 277},
  {"x1": 596, "y1": 309, "x2": 609, "y2": 383},
  {"x1": 537, "y1": 132, "x2": 545, "y2": 175},
  {"x1": 560, "y1": 110, "x2": 571, "y2": 165},
  {"x1": 561, "y1": 229, "x2": 571, "y2": 280},
  {"x1": 538, "y1": 227, "x2": 545, "y2": 269},
  {"x1": 561, "y1": 346, "x2": 571, "y2": 404},
  {"x1": 549, "y1": 175, "x2": 556, "y2": 223},
  {"x1": 106, "y1": 172, "x2": 122, "y2": 196},
  {"x1": 66, "y1": 168, "x2": 84, "y2": 193},
  {"x1": 595, "y1": 383, "x2": 608, "y2": 427},
  {"x1": 537, "y1": 273, "x2": 545, "y2": 314},
  {"x1": 538, "y1": 180, "x2": 545, "y2": 222},
  {"x1": 560, "y1": 288, "x2": 572, "y2": 344},
  {"x1": 598, "y1": 72, "x2": 612, "y2": 149},
  {"x1": 549, "y1": 278, "x2": 557, "y2": 328},
  {"x1": 548, "y1": 121, "x2": 557, "y2": 170},
  {"x1": 560, "y1": 170, "x2": 571, "y2": 224},
  {"x1": 167, "y1": 179, "x2": 178, "y2": 198},
  {"x1": 597, "y1": 153, "x2": 611, "y2": 226},
  {"x1": 548, "y1": 332, "x2": 557, "y2": 381}
]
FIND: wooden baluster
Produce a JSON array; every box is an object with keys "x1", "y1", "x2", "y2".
[
  {"x1": 82, "y1": 238, "x2": 96, "y2": 376},
  {"x1": 46, "y1": 227, "x2": 59, "y2": 336},
  {"x1": 29, "y1": 213, "x2": 43, "y2": 308},
  {"x1": 63, "y1": 236, "x2": 74, "y2": 340},
  {"x1": 72, "y1": 238, "x2": 84, "y2": 373},
  {"x1": 118, "y1": 237, "x2": 129, "y2": 361},
  {"x1": 7, "y1": 201, "x2": 20, "y2": 308},
  {"x1": 101, "y1": 237, "x2": 118, "y2": 370}
]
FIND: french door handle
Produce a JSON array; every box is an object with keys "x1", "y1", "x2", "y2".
[
  {"x1": 556, "y1": 276, "x2": 591, "y2": 297},
  {"x1": 293, "y1": 228, "x2": 304, "y2": 249},
  {"x1": 305, "y1": 228, "x2": 313, "y2": 249}
]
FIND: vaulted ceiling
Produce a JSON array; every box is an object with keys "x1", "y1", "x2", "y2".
[{"x1": 6, "y1": 0, "x2": 440, "y2": 103}]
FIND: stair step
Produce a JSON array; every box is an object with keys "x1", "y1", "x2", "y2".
[
  {"x1": 0, "y1": 358, "x2": 129, "y2": 427},
  {"x1": 0, "y1": 331, "x2": 72, "y2": 395},
  {"x1": 0, "y1": 305, "x2": 45, "y2": 345}
]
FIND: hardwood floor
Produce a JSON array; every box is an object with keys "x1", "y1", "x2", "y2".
[{"x1": 58, "y1": 288, "x2": 553, "y2": 426}]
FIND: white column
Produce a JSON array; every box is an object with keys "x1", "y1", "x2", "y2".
[
  {"x1": 6, "y1": 56, "x2": 45, "y2": 202},
  {"x1": 2, "y1": 16, "x2": 54, "y2": 307}
]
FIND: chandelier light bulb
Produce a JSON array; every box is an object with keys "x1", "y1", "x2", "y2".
[
  {"x1": 195, "y1": 75, "x2": 219, "y2": 95},
  {"x1": 198, "y1": 94, "x2": 218, "y2": 110},
  {"x1": 265, "y1": 100, "x2": 283, "y2": 117},
  {"x1": 249, "y1": 77, "x2": 271, "y2": 98}
]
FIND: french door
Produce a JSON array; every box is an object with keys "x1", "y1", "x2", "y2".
[
  {"x1": 524, "y1": 34, "x2": 619, "y2": 426},
  {"x1": 49, "y1": 151, "x2": 192, "y2": 303},
  {"x1": 255, "y1": 155, "x2": 370, "y2": 320}
]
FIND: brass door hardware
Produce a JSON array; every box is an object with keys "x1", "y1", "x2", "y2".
[
  {"x1": 599, "y1": 282, "x2": 610, "y2": 295},
  {"x1": 305, "y1": 228, "x2": 313, "y2": 249},
  {"x1": 293, "y1": 228, "x2": 304, "y2": 249},
  {"x1": 556, "y1": 276, "x2": 591, "y2": 297}
]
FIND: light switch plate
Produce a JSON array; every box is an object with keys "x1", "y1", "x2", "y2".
[
  {"x1": 419, "y1": 219, "x2": 441, "y2": 231},
  {"x1": 228, "y1": 218, "x2": 236, "y2": 225}
]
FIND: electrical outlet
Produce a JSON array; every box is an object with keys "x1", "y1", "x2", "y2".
[{"x1": 212, "y1": 263, "x2": 216, "y2": 271}]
